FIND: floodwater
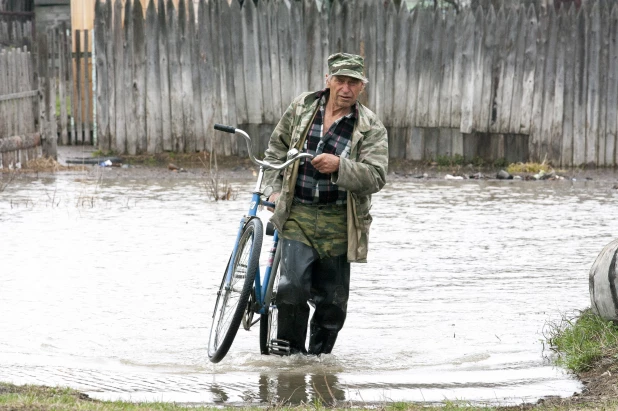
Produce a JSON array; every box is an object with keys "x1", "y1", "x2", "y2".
[{"x1": 2, "y1": 168, "x2": 618, "y2": 406}]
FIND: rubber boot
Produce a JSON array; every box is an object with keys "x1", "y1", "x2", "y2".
[
  {"x1": 308, "y1": 304, "x2": 346, "y2": 355},
  {"x1": 276, "y1": 303, "x2": 309, "y2": 354}
]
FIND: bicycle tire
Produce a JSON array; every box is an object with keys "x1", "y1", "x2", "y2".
[
  {"x1": 208, "y1": 218, "x2": 263, "y2": 363},
  {"x1": 259, "y1": 241, "x2": 282, "y2": 355}
]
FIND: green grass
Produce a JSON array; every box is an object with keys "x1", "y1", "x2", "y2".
[
  {"x1": 492, "y1": 157, "x2": 508, "y2": 168},
  {"x1": 92, "y1": 149, "x2": 117, "y2": 157},
  {"x1": 546, "y1": 308, "x2": 618, "y2": 373},
  {"x1": 435, "y1": 154, "x2": 465, "y2": 167},
  {"x1": 55, "y1": 95, "x2": 72, "y2": 117},
  {"x1": 506, "y1": 162, "x2": 553, "y2": 174},
  {"x1": 0, "y1": 382, "x2": 507, "y2": 411},
  {"x1": 3, "y1": 380, "x2": 618, "y2": 410}
]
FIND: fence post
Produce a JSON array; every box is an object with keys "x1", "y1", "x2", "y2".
[
  {"x1": 37, "y1": 31, "x2": 56, "y2": 159},
  {"x1": 92, "y1": 27, "x2": 97, "y2": 148}
]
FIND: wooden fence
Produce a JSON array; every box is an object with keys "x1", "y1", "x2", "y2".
[
  {"x1": 0, "y1": 47, "x2": 40, "y2": 168},
  {"x1": 0, "y1": 10, "x2": 35, "y2": 52},
  {"x1": 35, "y1": 24, "x2": 95, "y2": 150},
  {"x1": 90, "y1": 0, "x2": 618, "y2": 166}
]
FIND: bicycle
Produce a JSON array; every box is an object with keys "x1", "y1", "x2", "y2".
[{"x1": 207, "y1": 124, "x2": 313, "y2": 364}]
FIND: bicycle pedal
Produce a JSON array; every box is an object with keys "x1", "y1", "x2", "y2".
[{"x1": 269, "y1": 339, "x2": 291, "y2": 356}]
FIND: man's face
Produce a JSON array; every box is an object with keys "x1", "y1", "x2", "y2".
[{"x1": 326, "y1": 75, "x2": 364, "y2": 110}]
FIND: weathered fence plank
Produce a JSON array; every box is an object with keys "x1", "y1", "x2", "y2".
[
  {"x1": 189, "y1": 0, "x2": 204, "y2": 153},
  {"x1": 179, "y1": 0, "x2": 195, "y2": 153},
  {"x1": 550, "y1": 8, "x2": 566, "y2": 163},
  {"x1": 405, "y1": 9, "x2": 420, "y2": 128},
  {"x1": 478, "y1": 7, "x2": 493, "y2": 133},
  {"x1": 277, "y1": 0, "x2": 294, "y2": 117},
  {"x1": 572, "y1": 8, "x2": 587, "y2": 166},
  {"x1": 146, "y1": 0, "x2": 162, "y2": 153},
  {"x1": 83, "y1": 29, "x2": 91, "y2": 144},
  {"x1": 197, "y1": 0, "x2": 213, "y2": 152},
  {"x1": 599, "y1": 3, "x2": 611, "y2": 166},
  {"x1": 243, "y1": 1, "x2": 262, "y2": 126},
  {"x1": 133, "y1": 0, "x2": 147, "y2": 153},
  {"x1": 373, "y1": 1, "x2": 386, "y2": 118},
  {"x1": 103, "y1": 0, "x2": 113, "y2": 147},
  {"x1": 439, "y1": 11, "x2": 455, "y2": 129},
  {"x1": 382, "y1": 1, "x2": 396, "y2": 128},
  {"x1": 38, "y1": 33, "x2": 55, "y2": 158},
  {"x1": 518, "y1": 5, "x2": 536, "y2": 135},
  {"x1": 123, "y1": 0, "x2": 136, "y2": 154},
  {"x1": 607, "y1": 5, "x2": 618, "y2": 166},
  {"x1": 450, "y1": 9, "x2": 463, "y2": 129},
  {"x1": 363, "y1": 0, "x2": 376, "y2": 111},
  {"x1": 460, "y1": 9, "x2": 475, "y2": 134},
  {"x1": 508, "y1": 7, "x2": 526, "y2": 134},
  {"x1": 498, "y1": 8, "x2": 518, "y2": 133},
  {"x1": 489, "y1": 7, "x2": 505, "y2": 133},
  {"x1": 427, "y1": 9, "x2": 442, "y2": 128},
  {"x1": 167, "y1": 0, "x2": 182, "y2": 154},
  {"x1": 530, "y1": 5, "x2": 549, "y2": 161},
  {"x1": 57, "y1": 25, "x2": 69, "y2": 145},
  {"x1": 266, "y1": 0, "x2": 281, "y2": 121},
  {"x1": 75, "y1": 29, "x2": 84, "y2": 145},
  {"x1": 561, "y1": 6, "x2": 575, "y2": 167},
  {"x1": 305, "y1": 0, "x2": 322, "y2": 93},
  {"x1": 113, "y1": 0, "x2": 126, "y2": 153},
  {"x1": 392, "y1": 6, "x2": 408, "y2": 129},
  {"x1": 290, "y1": 0, "x2": 305, "y2": 96},
  {"x1": 0, "y1": 51, "x2": 6, "y2": 139},
  {"x1": 540, "y1": 8, "x2": 558, "y2": 161},
  {"x1": 416, "y1": 8, "x2": 433, "y2": 127},
  {"x1": 159, "y1": 0, "x2": 172, "y2": 152},
  {"x1": 586, "y1": 3, "x2": 601, "y2": 166},
  {"x1": 257, "y1": 0, "x2": 273, "y2": 124},
  {"x1": 208, "y1": 0, "x2": 224, "y2": 154},
  {"x1": 221, "y1": 0, "x2": 237, "y2": 155}
]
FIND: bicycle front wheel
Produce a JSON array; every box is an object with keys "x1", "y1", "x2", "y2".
[
  {"x1": 259, "y1": 241, "x2": 282, "y2": 355},
  {"x1": 208, "y1": 218, "x2": 263, "y2": 363}
]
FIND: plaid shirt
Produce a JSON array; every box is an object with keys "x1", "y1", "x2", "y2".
[{"x1": 294, "y1": 90, "x2": 356, "y2": 205}]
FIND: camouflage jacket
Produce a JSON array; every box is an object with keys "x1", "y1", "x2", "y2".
[{"x1": 262, "y1": 91, "x2": 388, "y2": 263}]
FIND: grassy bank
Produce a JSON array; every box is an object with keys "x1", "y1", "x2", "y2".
[
  {"x1": 546, "y1": 308, "x2": 618, "y2": 373},
  {"x1": 0, "y1": 382, "x2": 515, "y2": 411},
  {"x1": 2, "y1": 381, "x2": 618, "y2": 411}
]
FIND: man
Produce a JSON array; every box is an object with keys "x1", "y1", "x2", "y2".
[{"x1": 262, "y1": 52, "x2": 388, "y2": 355}]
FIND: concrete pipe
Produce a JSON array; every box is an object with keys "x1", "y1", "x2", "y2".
[{"x1": 590, "y1": 239, "x2": 618, "y2": 321}]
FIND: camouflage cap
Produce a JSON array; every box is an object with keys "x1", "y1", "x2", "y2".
[{"x1": 328, "y1": 52, "x2": 367, "y2": 82}]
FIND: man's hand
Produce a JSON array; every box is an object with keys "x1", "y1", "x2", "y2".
[
  {"x1": 266, "y1": 192, "x2": 280, "y2": 212},
  {"x1": 311, "y1": 153, "x2": 340, "y2": 174}
]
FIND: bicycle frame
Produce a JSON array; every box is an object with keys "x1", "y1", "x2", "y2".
[
  {"x1": 217, "y1": 125, "x2": 311, "y2": 319},
  {"x1": 225, "y1": 165, "x2": 277, "y2": 317},
  {"x1": 208, "y1": 124, "x2": 313, "y2": 361}
]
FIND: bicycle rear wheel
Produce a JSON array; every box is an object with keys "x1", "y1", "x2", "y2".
[
  {"x1": 208, "y1": 218, "x2": 263, "y2": 363},
  {"x1": 259, "y1": 241, "x2": 282, "y2": 355}
]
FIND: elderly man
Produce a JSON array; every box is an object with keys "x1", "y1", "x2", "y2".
[{"x1": 262, "y1": 52, "x2": 388, "y2": 355}]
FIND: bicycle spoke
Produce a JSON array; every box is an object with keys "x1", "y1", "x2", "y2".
[{"x1": 208, "y1": 221, "x2": 261, "y2": 361}]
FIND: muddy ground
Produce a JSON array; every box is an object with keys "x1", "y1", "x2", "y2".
[{"x1": 7, "y1": 147, "x2": 615, "y2": 185}]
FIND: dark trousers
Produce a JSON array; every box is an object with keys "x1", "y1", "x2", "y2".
[{"x1": 276, "y1": 239, "x2": 351, "y2": 355}]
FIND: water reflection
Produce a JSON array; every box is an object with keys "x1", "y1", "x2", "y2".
[{"x1": 255, "y1": 372, "x2": 346, "y2": 405}]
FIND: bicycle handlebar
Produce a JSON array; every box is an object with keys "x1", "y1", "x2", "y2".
[
  {"x1": 214, "y1": 124, "x2": 236, "y2": 134},
  {"x1": 214, "y1": 124, "x2": 313, "y2": 171}
]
